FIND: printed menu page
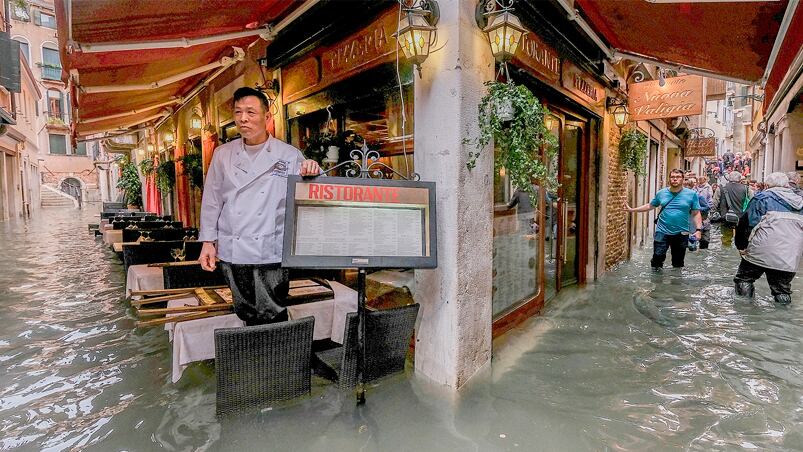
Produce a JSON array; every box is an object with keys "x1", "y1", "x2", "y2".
[{"x1": 295, "y1": 206, "x2": 423, "y2": 257}]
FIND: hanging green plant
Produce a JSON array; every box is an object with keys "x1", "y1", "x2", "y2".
[
  {"x1": 156, "y1": 160, "x2": 176, "y2": 194},
  {"x1": 468, "y1": 80, "x2": 559, "y2": 199},
  {"x1": 619, "y1": 128, "x2": 648, "y2": 176},
  {"x1": 138, "y1": 158, "x2": 155, "y2": 176},
  {"x1": 179, "y1": 152, "x2": 204, "y2": 189},
  {"x1": 116, "y1": 159, "x2": 142, "y2": 207}
]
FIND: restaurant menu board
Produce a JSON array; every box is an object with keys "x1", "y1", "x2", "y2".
[{"x1": 282, "y1": 176, "x2": 437, "y2": 269}]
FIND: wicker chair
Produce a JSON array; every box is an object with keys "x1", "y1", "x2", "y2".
[
  {"x1": 122, "y1": 240, "x2": 183, "y2": 271},
  {"x1": 316, "y1": 303, "x2": 419, "y2": 390},
  {"x1": 215, "y1": 316, "x2": 315, "y2": 415},
  {"x1": 163, "y1": 263, "x2": 226, "y2": 289}
]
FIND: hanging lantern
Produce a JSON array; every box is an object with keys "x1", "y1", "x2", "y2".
[
  {"x1": 393, "y1": 2, "x2": 439, "y2": 77},
  {"x1": 483, "y1": 10, "x2": 526, "y2": 63},
  {"x1": 612, "y1": 104, "x2": 629, "y2": 129},
  {"x1": 164, "y1": 131, "x2": 174, "y2": 144},
  {"x1": 189, "y1": 114, "x2": 202, "y2": 133}
]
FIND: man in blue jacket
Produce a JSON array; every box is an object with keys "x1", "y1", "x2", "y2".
[
  {"x1": 734, "y1": 172, "x2": 803, "y2": 304},
  {"x1": 625, "y1": 169, "x2": 702, "y2": 268}
]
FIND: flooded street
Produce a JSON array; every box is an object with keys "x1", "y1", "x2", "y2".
[{"x1": 0, "y1": 209, "x2": 801, "y2": 451}]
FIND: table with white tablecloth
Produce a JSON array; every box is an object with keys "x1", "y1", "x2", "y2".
[
  {"x1": 162, "y1": 280, "x2": 357, "y2": 382},
  {"x1": 102, "y1": 229, "x2": 123, "y2": 246},
  {"x1": 126, "y1": 264, "x2": 165, "y2": 295}
]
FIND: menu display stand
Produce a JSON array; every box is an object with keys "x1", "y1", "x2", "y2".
[{"x1": 282, "y1": 161, "x2": 437, "y2": 404}]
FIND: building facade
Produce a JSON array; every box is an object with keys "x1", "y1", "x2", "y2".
[
  {"x1": 1, "y1": 0, "x2": 42, "y2": 220},
  {"x1": 8, "y1": 0, "x2": 99, "y2": 206}
]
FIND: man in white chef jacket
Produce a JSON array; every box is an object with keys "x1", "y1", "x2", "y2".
[{"x1": 198, "y1": 87, "x2": 321, "y2": 325}]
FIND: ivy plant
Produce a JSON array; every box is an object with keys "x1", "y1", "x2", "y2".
[
  {"x1": 156, "y1": 160, "x2": 176, "y2": 194},
  {"x1": 619, "y1": 129, "x2": 648, "y2": 176},
  {"x1": 468, "y1": 81, "x2": 559, "y2": 200},
  {"x1": 179, "y1": 152, "x2": 204, "y2": 189},
  {"x1": 138, "y1": 158, "x2": 155, "y2": 176},
  {"x1": 116, "y1": 158, "x2": 142, "y2": 207}
]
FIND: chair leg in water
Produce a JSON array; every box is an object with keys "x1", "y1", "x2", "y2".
[{"x1": 735, "y1": 282, "x2": 754, "y2": 298}]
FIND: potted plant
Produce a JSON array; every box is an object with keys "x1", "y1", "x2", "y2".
[
  {"x1": 303, "y1": 130, "x2": 336, "y2": 165},
  {"x1": 116, "y1": 158, "x2": 142, "y2": 208},
  {"x1": 619, "y1": 128, "x2": 648, "y2": 176},
  {"x1": 468, "y1": 80, "x2": 559, "y2": 199}
]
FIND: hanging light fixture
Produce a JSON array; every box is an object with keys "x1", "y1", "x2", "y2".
[
  {"x1": 607, "y1": 98, "x2": 630, "y2": 129},
  {"x1": 483, "y1": 8, "x2": 526, "y2": 63},
  {"x1": 164, "y1": 131, "x2": 175, "y2": 144},
  {"x1": 393, "y1": 0, "x2": 439, "y2": 78},
  {"x1": 189, "y1": 114, "x2": 202, "y2": 133}
]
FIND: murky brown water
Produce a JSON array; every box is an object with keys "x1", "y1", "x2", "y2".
[{"x1": 0, "y1": 208, "x2": 801, "y2": 451}]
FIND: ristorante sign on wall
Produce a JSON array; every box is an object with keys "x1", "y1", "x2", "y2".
[{"x1": 628, "y1": 75, "x2": 704, "y2": 121}]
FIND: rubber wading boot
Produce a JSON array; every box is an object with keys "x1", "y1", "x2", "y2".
[
  {"x1": 773, "y1": 294, "x2": 792, "y2": 305},
  {"x1": 735, "y1": 281, "x2": 755, "y2": 298}
]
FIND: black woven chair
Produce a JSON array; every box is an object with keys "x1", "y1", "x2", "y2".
[
  {"x1": 316, "y1": 303, "x2": 419, "y2": 390},
  {"x1": 122, "y1": 240, "x2": 183, "y2": 271},
  {"x1": 163, "y1": 263, "x2": 226, "y2": 289},
  {"x1": 215, "y1": 316, "x2": 315, "y2": 415},
  {"x1": 122, "y1": 228, "x2": 189, "y2": 243}
]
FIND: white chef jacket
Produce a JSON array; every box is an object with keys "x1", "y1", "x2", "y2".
[{"x1": 199, "y1": 136, "x2": 306, "y2": 264}]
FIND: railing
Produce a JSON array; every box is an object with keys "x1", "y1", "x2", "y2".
[
  {"x1": 41, "y1": 66, "x2": 62, "y2": 81},
  {"x1": 60, "y1": 181, "x2": 83, "y2": 209}
]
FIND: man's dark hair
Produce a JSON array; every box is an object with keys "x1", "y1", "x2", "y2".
[
  {"x1": 669, "y1": 169, "x2": 684, "y2": 177},
  {"x1": 232, "y1": 87, "x2": 270, "y2": 113}
]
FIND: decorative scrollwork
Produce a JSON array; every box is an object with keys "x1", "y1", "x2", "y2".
[
  {"x1": 687, "y1": 127, "x2": 715, "y2": 140},
  {"x1": 322, "y1": 147, "x2": 420, "y2": 181}
]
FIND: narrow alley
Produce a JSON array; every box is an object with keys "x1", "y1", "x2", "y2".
[{"x1": 0, "y1": 210, "x2": 800, "y2": 451}]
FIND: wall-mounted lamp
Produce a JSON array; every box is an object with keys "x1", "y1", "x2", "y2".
[
  {"x1": 607, "y1": 97, "x2": 630, "y2": 129},
  {"x1": 189, "y1": 114, "x2": 202, "y2": 133},
  {"x1": 163, "y1": 131, "x2": 175, "y2": 144},
  {"x1": 393, "y1": 0, "x2": 439, "y2": 78},
  {"x1": 146, "y1": 143, "x2": 155, "y2": 153},
  {"x1": 726, "y1": 94, "x2": 764, "y2": 108},
  {"x1": 483, "y1": 8, "x2": 526, "y2": 63}
]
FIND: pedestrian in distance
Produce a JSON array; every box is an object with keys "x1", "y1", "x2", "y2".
[
  {"x1": 689, "y1": 177, "x2": 712, "y2": 249},
  {"x1": 734, "y1": 172, "x2": 803, "y2": 304},
  {"x1": 198, "y1": 87, "x2": 321, "y2": 326},
  {"x1": 715, "y1": 170, "x2": 749, "y2": 247},
  {"x1": 624, "y1": 169, "x2": 702, "y2": 269}
]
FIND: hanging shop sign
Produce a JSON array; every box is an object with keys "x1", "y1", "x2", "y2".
[
  {"x1": 513, "y1": 31, "x2": 561, "y2": 83},
  {"x1": 629, "y1": 75, "x2": 703, "y2": 121},
  {"x1": 685, "y1": 138, "x2": 716, "y2": 157},
  {"x1": 282, "y1": 176, "x2": 438, "y2": 269},
  {"x1": 561, "y1": 61, "x2": 605, "y2": 114},
  {"x1": 282, "y1": 9, "x2": 399, "y2": 104}
]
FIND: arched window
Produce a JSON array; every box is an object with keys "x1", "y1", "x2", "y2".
[
  {"x1": 47, "y1": 89, "x2": 64, "y2": 121},
  {"x1": 11, "y1": 36, "x2": 30, "y2": 64}
]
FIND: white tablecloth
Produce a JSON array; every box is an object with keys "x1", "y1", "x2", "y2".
[
  {"x1": 126, "y1": 264, "x2": 164, "y2": 295},
  {"x1": 163, "y1": 280, "x2": 358, "y2": 383},
  {"x1": 103, "y1": 229, "x2": 123, "y2": 245}
]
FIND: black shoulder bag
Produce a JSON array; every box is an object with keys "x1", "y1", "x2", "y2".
[{"x1": 654, "y1": 190, "x2": 681, "y2": 225}]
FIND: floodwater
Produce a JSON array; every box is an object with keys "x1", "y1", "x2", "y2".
[{"x1": 0, "y1": 208, "x2": 801, "y2": 451}]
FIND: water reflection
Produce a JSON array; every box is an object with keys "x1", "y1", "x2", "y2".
[{"x1": 0, "y1": 210, "x2": 800, "y2": 450}]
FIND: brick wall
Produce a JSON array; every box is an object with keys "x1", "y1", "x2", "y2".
[{"x1": 603, "y1": 126, "x2": 630, "y2": 270}]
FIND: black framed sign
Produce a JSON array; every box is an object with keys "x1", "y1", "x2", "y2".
[{"x1": 282, "y1": 176, "x2": 437, "y2": 269}]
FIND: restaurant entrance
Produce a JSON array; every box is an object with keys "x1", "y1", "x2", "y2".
[{"x1": 543, "y1": 107, "x2": 589, "y2": 300}]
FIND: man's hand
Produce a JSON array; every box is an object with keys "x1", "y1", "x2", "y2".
[
  {"x1": 694, "y1": 231, "x2": 701, "y2": 241},
  {"x1": 300, "y1": 159, "x2": 321, "y2": 176},
  {"x1": 623, "y1": 201, "x2": 633, "y2": 213},
  {"x1": 200, "y1": 241, "x2": 217, "y2": 271}
]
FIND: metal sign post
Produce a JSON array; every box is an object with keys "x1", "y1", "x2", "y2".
[{"x1": 282, "y1": 150, "x2": 437, "y2": 404}]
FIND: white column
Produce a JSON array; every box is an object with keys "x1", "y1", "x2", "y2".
[
  {"x1": 773, "y1": 130, "x2": 783, "y2": 173},
  {"x1": 764, "y1": 132, "x2": 774, "y2": 178},
  {"x1": 413, "y1": 0, "x2": 495, "y2": 389}
]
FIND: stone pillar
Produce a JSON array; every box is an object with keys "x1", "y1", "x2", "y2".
[
  {"x1": 413, "y1": 0, "x2": 495, "y2": 389},
  {"x1": 764, "y1": 131, "x2": 774, "y2": 178},
  {"x1": 773, "y1": 129, "x2": 783, "y2": 173}
]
